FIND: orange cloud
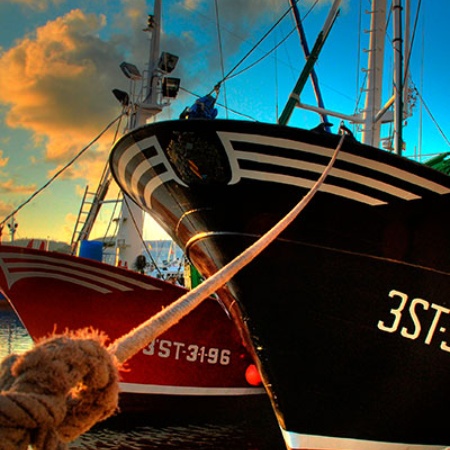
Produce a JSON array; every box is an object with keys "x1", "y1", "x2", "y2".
[
  {"x1": 5, "y1": 0, "x2": 64, "y2": 12},
  {"x1": 0, "y1": 151, "x2": 9, "y2": 168},
  {"x1": 0, "y1": 199, "x2": 15, "y2": 218},
  {"x1": 0, "y1": 8, "x2": 126, "y2": 183},
  {"x1": 0, "y1": 179, "x2": 36, "y2": 194}
]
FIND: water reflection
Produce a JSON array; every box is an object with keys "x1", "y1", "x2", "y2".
[
  {"x1": 0, "y1": 304, "x2": 285, "y2": 450},
  {"x1": 72, "y1": 418, "x2": 282, "y2": 450},
  {"x1": 0, "y1": 304, "x2": 33, "y2": 358}
]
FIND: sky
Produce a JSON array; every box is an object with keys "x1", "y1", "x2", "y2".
[{"x1": 0, "y1": 0, "x2": 448, "y2": 244}]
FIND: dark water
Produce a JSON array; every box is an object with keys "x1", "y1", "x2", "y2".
[{"x1": 0, "y1": 304, "x2": 285, "y2": 449}]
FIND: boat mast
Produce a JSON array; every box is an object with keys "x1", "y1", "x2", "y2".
[
  {"x1": 71, "y1": 0, "x2": 179, "y2": 269},
  {"x1": 290, "y1": 0, "x2": 408, "y2": 154},
  {"x1": 392, "y1": 0, "x2": 404, "y2": 155},
  {"x1": 115, "y1": 0, "x2": 162, "y2": 269},
  {"x1": 361, "y1": 0, "x2": 386, "y2": 147},
  {"x1": 134, "y1": 0, "x2": 163, "y2": 128},
  {"x1": 278, "y1": 0, "x2": 341, "y2": 126}
]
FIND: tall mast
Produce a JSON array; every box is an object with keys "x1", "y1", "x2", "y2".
[
  {"x1": 134, "y1": 0, "x2": 163, "y2": 128},
  {"x1": 361, "y1": 0, "x2": 386, "y2": 147},
  {"x1": 392, "y1": 0, "x2": 404, "y2": 155},
  {"x1": 72, "y1": 0, "x2": 179, "y2": 269},
  {"x1": 147, "y1": 0, "x2": 161, "y2": 105},
  {"x1": 116, "y1": 0, "x2": 163, "y2": 269}
]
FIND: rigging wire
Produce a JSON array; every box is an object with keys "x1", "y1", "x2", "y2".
[
  {"x1": 0, "y1": 112, "x2": 126, "y2": 228},
  {"x1": 122, "y1": 195, "x2": 165, "y2": 278},
  {"x1": 226, "y1": 27, "x2": 297, "y2": 81},
  {"x1": 403, "y1": 0, "x2": 421, "y2": 88},
  {"x1": 179, "y1": 87, "x2": 257, "y2": 121},
  {"x1": 215, "y1": 1, "x2": 300, "y2": 86},
  {"x1": 214, "y1": 0, "x2": 228, "y2": 117},
  {"x1": 416, "y1": 90, "x2": 450, "y2": 148}
]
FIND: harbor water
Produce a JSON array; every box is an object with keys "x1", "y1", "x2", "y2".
[{"x1": 0, "y1": 303, "x2": 285, "y2": 449}]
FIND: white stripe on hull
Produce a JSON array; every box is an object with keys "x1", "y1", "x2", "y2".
[
  {"x1": 281, "y1": 429, "x2": 450, "y2": 450},
  {"x1": 118, "y1": 129, "x2": 450, "y2": 209},
  {"x1": 119, "y1": 382, "x2": 264, "y2": 396},
  {"x1": 0, "y1": 252, "x2": 162, "y2": 292}
]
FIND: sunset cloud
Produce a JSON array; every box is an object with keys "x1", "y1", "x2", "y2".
[
  {"x1": 0, "y1": 199, "x2": 16, "y2": 219},
  {"x1": 0, "y1": 0, "x2": 328, "y2": 240},
  {"x1": 0, "y1": 8, "x2": 126, "y2": 183},
  {"x1": 3, "y1": 0, "x2": 64, "y2": 12},
  {"x1": 0, "y1": 179, "x2": 36, "y2": 194},
  {"x1": 0, "y1": 151, "x2": 9, "y2": 168}
]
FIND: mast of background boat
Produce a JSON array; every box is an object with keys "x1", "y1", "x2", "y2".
[
  {"x1": 370, "y1": 0, "x2": 408, "y2": 154},
  {"x1": 278, "y1": 0, "x2": 341, "y2": 126},
  {"x1": 393, "y1": 0, "x2": 404, "y2": 155},
  {"x1": 361, "y1": 0, "x2": 387, "y2": 148},
  {"x1": 115, "y1": 0, "x2": 162, "y2": 269},
  {"x1": 289, "y1": 0, "x2": 331, "y2": 132},
  {"x1": 133, "y1": 0, "x2": 163, "y2": 127}
]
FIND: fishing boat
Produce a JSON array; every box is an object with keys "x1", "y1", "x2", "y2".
[
  {"x1": 0, "y1": 244, "x2": 263, "y2": 416},
  {"x1": 0, "y1": 0, "x2": 266, "y2": 419},
  {"x1": 110, "y1": 0, "x2": 450, "y2": 448}
]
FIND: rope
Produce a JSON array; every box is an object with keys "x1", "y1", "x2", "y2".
[
  {"x1": 0, "y1": 329, "x2": 120, "y2": 450},
  {"x1": 0, "y1": 134, "x2": 344, "y2": 448}
]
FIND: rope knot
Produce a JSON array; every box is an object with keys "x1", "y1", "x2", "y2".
[{"x1": 0, "y1": 328, "x2": 120, "y2": 450}]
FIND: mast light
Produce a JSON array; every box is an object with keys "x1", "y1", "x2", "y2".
[
  {"x1": 162, "y1": 77, "x2": 180, "y2": 98},
  {"x1": 120, "y1": 62, "x2": 142, "y2": 80},
  {"x1": 158, "y1": 52, "x2": 179, "y2": 73}
]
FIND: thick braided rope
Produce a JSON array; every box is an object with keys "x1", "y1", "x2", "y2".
[{"x1": 0, "y1": 329, "x2": 120, "y2": 450}]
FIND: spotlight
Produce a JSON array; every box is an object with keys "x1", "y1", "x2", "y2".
[
  {"x1": 162, "y1": 77, "x2": 180, "y2": 98},
  {"x1": 158, "y1": 52, "x2": 179, "y2": 73},
  {"x1": 112, "y1": 89, "x2": 130, "y2": 106},
  {"x1": 120, "y1": 62, "x2": 142, "y2": 80}
]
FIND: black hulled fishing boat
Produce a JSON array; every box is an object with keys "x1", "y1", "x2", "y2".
[{"x1": 110, "y1": 0, "x2": 450, "y2": 448}]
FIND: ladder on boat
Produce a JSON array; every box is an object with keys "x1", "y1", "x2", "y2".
[{"x1": 70, "y1": 168, "x2": 112, "y2": 255}]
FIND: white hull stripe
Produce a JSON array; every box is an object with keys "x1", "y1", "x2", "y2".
[
  {"x1": 0, "y1": 252, "x2": 162, "y2": 292},
  {"x1": 281, "y1": 429, "x2": 450, "y2": 450},
  {"x1": 217, "y1": 131, "x2": 450, "y2": 195},
  {"x1": 116, "y1": 130, "x2": 450, "y2": 207},
  {"x1": 218, "y1": 131, "x2": 450, "y2": 202},
  {"x1": 119, "y1": 382, "x2": 265, "y2": 396},
  {"x1": 120, "y1": 136, "x2": 187, "y2": 210}
]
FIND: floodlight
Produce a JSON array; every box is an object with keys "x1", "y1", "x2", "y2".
[
  {"x1": 120, "y1": 62, "x2": 142, "y2": 80},
  {"x1": 162, "y1": 77, "x2": 180, "y2": 98},
  {"x1": 158, "y1": 52, "x2": 179, "y2": 73},
  {"x1": 112, "y1": 89, "x2": 130, "y2": 106}
]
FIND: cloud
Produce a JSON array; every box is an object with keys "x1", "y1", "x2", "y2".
[
  {"x1": 0, "y1": 8, "x2": 127, "y2": 183},
  {"x1": 0, "y1": 179, "x2": 36, "y2": 194},
  {"x1": 3, "y1": 0, "x2": 64, "y2": 12},
  {"x1": 0, "y1": 151, "x2": 9, "y2": 168},
  {"x1": 0, "y1": 0, "x2": 335, "y2": 190},
  {"x1": 0, "y1": 199, "x2": 16, "y2": 218}
]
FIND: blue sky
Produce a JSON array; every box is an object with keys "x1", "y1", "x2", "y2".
[{"x1": 0, "y1": 0, "x2": 448, "y2": 243}]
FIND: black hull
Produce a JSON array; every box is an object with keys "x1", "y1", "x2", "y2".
[{"x1": 110, "y1": 119, "x2": 450, "y2": 449}]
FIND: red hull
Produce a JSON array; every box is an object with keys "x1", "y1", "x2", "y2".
[{"x1": 0, "y1": 245, "x2": 264, "y2": 416}]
